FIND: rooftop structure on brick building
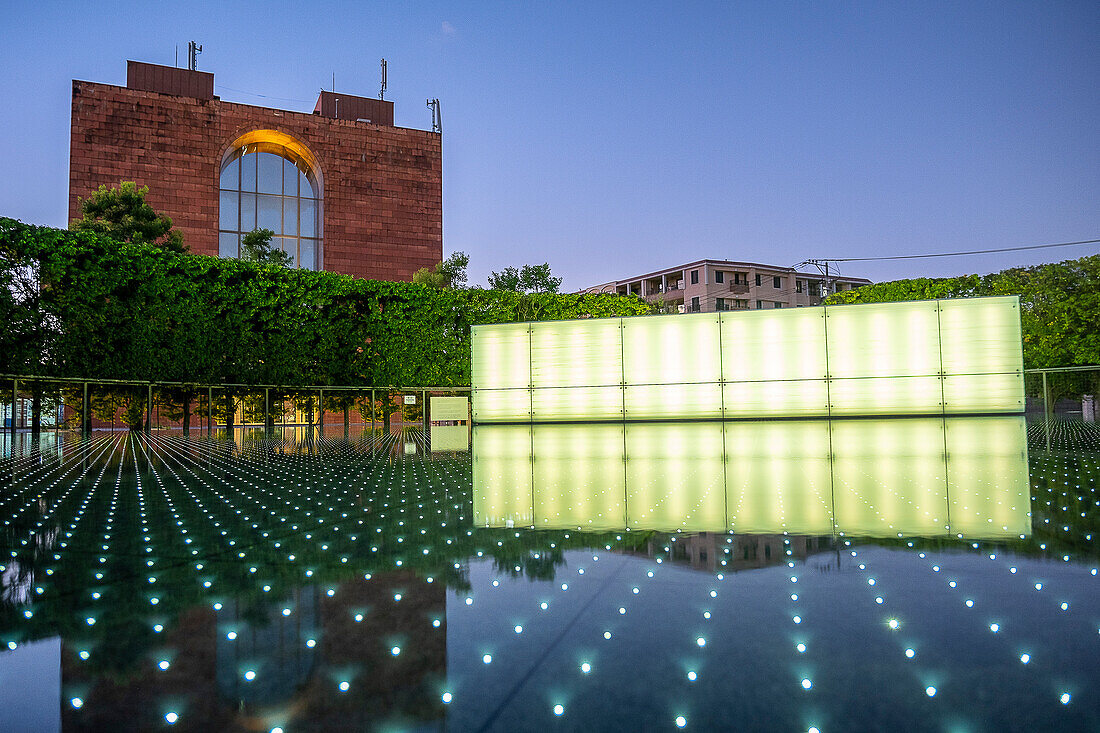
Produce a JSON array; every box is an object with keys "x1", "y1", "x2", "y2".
[{"x1": 69, "y1": 60, "x2": 442, "y2": 280}]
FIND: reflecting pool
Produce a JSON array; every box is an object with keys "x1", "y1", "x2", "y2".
[{"x1": 0, "y1": 418, "x2": 1097, "y2": 732}]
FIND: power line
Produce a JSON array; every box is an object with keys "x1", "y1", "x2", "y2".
[
  {"x1": 812, "y1": 238, "x2": 1100, "y2": 263},
  {"x1": 217, "y1": 85, "x2": 314, "y2": 105}
]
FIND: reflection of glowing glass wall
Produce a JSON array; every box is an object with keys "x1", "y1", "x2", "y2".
[
  {"x1": 471, "y1": 417, "x2": 1031, "y2": 538},
  {"x1": 471, "y1": 297, "x2": 1023, "y2": 422}
]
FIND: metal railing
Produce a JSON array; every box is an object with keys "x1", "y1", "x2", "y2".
[
  {"x1": 1023, "y1": 365, "x2": 1100, "y2": 452},
  {"x1": 0, "y1": 374, "x2": 470, "y2": 436},
  {"x1": 3, "y1": 365, "x2": 1098, "y2": 439}
]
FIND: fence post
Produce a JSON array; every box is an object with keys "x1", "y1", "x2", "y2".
[
  {"x1": 423, "y1": 390, "x2": 429, "y2": 432},
  {"x1": 318, "y1": 388, "x2": 324, "y2": 433},
  {"x1": 145, "y1": 384, "x2": 152, "y2": 434},
  {"x1": 208, "y1": 387, "x2": 213, "y2": 435},
  {"x1": 9, "y1": 379, "x2": 17, "y2": 438},
  {"x1": 1042, "y1": 371, "x2": 1051, "y2": 451},
  {"x1": 82, "y1": 382, "x2": 89, "y2": 438},
  {"x1": 371, "y1": 389, "x2": 376, "y2": 432},
  {"x1": 264, "y1": 388, "x2": 270, "y2": 434}
]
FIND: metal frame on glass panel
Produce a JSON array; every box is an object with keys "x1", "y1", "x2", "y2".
[{"x1": 218, "y1": 142, "x2": 322, "y2": 270}]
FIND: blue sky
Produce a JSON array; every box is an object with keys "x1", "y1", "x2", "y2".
[{"x1": 1, "y1": 1, "x2": 1097, "y2": 288}]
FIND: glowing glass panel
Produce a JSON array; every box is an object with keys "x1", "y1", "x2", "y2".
[
  {"x1": 942, "y1": 373, "x2": 1025, "y2": 414},
  {"x1": 531, "y1": 318, "x2": 622, "y2": 388},
  {"x1": 531, "y1": 386, "x2": 623, "y2": 422},
  {"x1": 471, "y1": 389, "x2": 529, "y2": 423},
  {"x1": 722, "y1": 379, "x2": 829, "y2": 418},
  {"x1": 938, "y1": 296, "x2": 1023, "y2": 376},
  {"x1": 622, "y1": 313, "x2": 721, "y2": 385},
  {"x1": 624, "y1": 383, "x2": 722, "y2": 420},
  {"x1": 471, "y1": 324, "x2": 530, "y2": 390},
  {"x1": 470, "y1": 297, "x2": 1023, "y2": 422},
  {"x1": 828, "y1": 376, "x2": 944, "y2": 416},
  {"x1": 826, "y1": 300, "x2": 941, "y2": 378},
  {"x1": 721, "y1": 307, "x2": 827, "y2": 382}
]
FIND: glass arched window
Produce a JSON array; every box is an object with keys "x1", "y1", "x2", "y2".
[{"x1": 219, "y1": 141, "x2": 321, "y2": 270}]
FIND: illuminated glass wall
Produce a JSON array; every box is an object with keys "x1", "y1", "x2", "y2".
[
  {"x1": 471, "y1": 417, "x2": 1031, "y2": 538},
  {"x1": 471, "y1": 296, "x2": 1023, "y2": 422}
]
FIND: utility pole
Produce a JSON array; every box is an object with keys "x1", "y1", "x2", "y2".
[{"x1": 798, "y1": 259, "x2": 837, "y2": 301}]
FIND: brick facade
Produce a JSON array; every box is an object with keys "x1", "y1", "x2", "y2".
[{"x1": 69, "y1": 62, "x2": 442, "y2": 280}]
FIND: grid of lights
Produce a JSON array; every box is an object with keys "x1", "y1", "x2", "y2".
[
  {"x1": 471, "y1": 296, "x2": 1024, "y2": 422},
  {"x1": 0, "y1": 421, "x2": 1096, "y2": 730}
]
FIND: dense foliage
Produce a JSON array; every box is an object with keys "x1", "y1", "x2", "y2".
[
  {"x1": 0, "y1": 218, "x2": 649, "y2": 388},
  {"x1": 69, "y1": 182, "x2": 187, "y2": 253},
  {"x1": 824, "y1": 255, "x2": 1100, "y2": 370}
]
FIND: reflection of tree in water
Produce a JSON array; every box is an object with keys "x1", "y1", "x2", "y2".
[
  {"x1": 1, "y1": 497, "x2": 59, "y2": 606},
  {"x1": 492, "y1": 547, "x2": 563, "y2": 581}
]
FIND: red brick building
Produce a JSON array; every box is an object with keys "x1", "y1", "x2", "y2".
[{"x1": 69, "y1": 60, "x2": 442, "y2": 280}]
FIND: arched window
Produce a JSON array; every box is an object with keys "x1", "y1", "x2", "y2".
[{"x1": 219, "y1": 133, "x2": 322, "y2": 270}]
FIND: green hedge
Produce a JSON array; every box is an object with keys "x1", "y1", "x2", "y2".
[
  {"x1": 824, "y1": 255, "x2": 1100, "y2": 370},
  {"x1": 0, "y1": 218, "x2": 650, "y2": 386}
]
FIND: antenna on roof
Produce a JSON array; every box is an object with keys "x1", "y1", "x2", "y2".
[
  {"x1": 187, "y1": 41, "x2": 202, "y2": 71},
  {"x1": 380, "y1": 59, "x2": 387, "y2": 100},
  {"x1": 332, "y1": 72, "x2": 335, "y2": 92},
  {"x1": 427, "y1": 98, "x2": 442, "y2": 133}
]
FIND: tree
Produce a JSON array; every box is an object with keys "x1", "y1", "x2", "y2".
[
  {"x1": 439, "y1": 251, "x2": 470, "y2": 288},
  {"x1": 488, "y1": 262, "x2": 563, "y2": 293},
  {"x1": 413, "y1": 251, "x2": 469, "y2": 289},
  {"x1": 412, "y1": 266, "x2": 447, "y2": 289},
  {"x1": 486, "y1": 266, "x2": 521, "y2": 291},
  {"x1": 70, "y1": 182, "x2": 186, "y2": 252},
  {"x1": 240, "y1": 228, "x2": 292, "y2": 267}
]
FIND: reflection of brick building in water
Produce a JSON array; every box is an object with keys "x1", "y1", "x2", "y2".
[
  {"x1": 61, "y1": 573, "x2": 446, "y2": 732},
  {"x1": 625, "y1": 532, "x2": 835, "y2": 573}
]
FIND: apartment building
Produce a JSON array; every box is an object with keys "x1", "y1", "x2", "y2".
[{"x1": 580, "y1": 259, "x2": 871, "y2": 312}]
